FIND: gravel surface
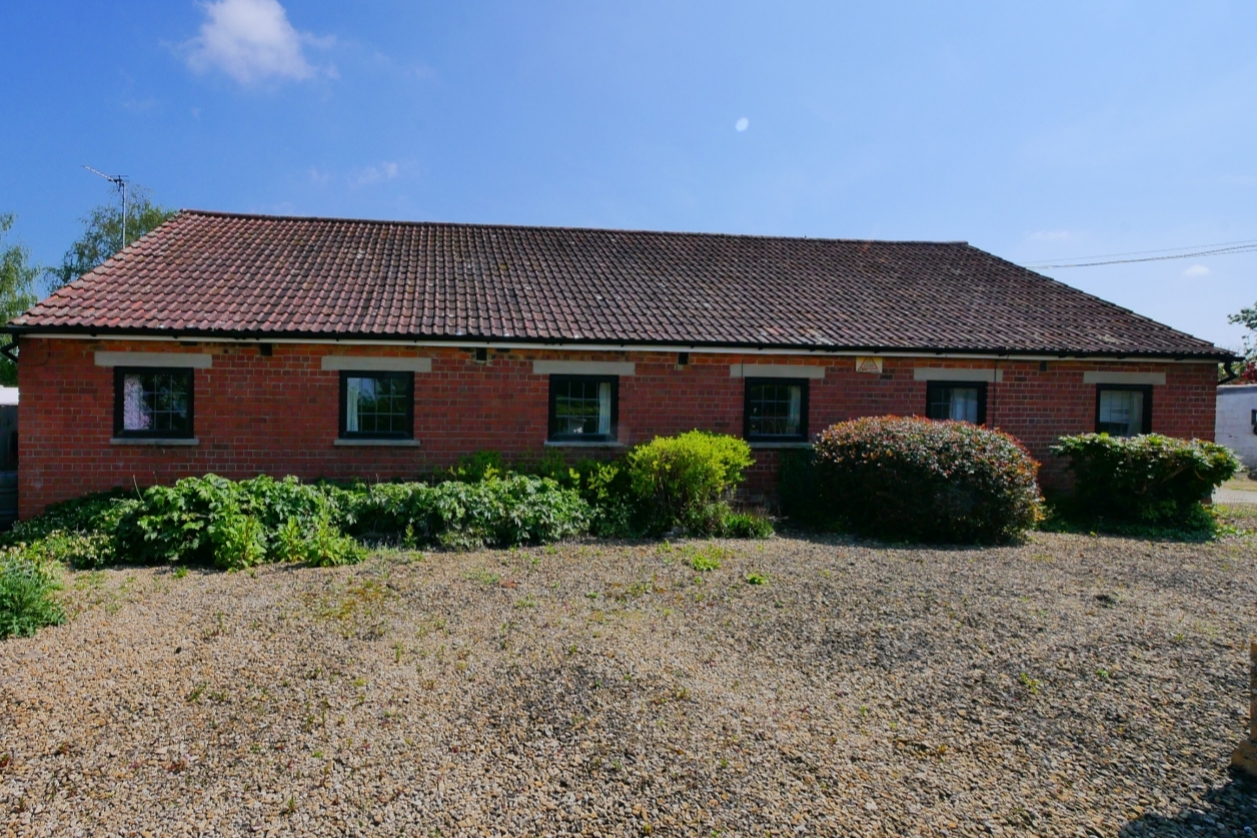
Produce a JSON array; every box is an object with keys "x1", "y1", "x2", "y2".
[{"x1": 2, "y1": 532, "x2": 1256, "y2": 837}]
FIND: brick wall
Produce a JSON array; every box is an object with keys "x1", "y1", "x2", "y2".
[{"x1": 17, "y1": 338, "x2": 1219, "y2": 518}]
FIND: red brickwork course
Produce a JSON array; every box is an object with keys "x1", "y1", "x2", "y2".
[{"x1": 18, "y1": 338, "x2": 1217, "y2": 519}]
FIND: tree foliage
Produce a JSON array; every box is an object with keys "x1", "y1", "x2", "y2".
[
  {"x1": 44, "y1": 189, "x2": 175, "y2": 291},
  {"x1": 0, "y1": 214, "x2": 39, "y2": 386},
  {"x1": 1225, "y1": 302, "x2": 1257, "y2": 383}
]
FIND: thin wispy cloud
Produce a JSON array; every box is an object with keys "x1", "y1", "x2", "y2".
[
  {"x1": 306, "y1": 162, "x2": 405, "y2": 189},
  {"x1": 1182, "y1": 264, "x2": 1211, "y2": 278},
  {"x1": 183, "y1": 0, "x2": 332, "y2": 86},
  {"x1": 351, "y1": 162, "x2": 399, "y2": 187}
]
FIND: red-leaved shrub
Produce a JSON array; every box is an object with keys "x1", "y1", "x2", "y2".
[{"x1": 811, "y1": 416, "x2": 1041, "y2": 544}]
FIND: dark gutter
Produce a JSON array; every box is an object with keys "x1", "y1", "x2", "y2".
[{"x1": 0, "y1": 323, "x2": 1237, "y2": 363}]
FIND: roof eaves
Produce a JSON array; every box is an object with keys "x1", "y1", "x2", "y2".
[{"x1": 1, "y1": 323, "x2": 1236, "y2": 362}]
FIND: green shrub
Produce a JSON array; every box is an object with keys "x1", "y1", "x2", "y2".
[
  {"x1": 626, "y1": 431, "x2": 754, "y2": 535},
  {"x1": 114, "y1": 474, "x2": 353, "y2": 569},
  {"x1": 1050, "y1": 433, "x2": 1240, "y2": 527},
  {"x1": 719, "y1": 511, "x2": 774, "y2": 539},
  {"x1": 811, "y1": 416, "x2": 1042, "y2": 544},
  {"x1": 449, "y1": 450, "x2": 506, "y2": 483},
  {"x1": 1, "y1": 490, "x2": 139, "y2": 568},
  {"x1": 24, "y1": 531, "x2": 116, "y2": 570},
  {"x1": 557, "y1": 458, "x2": 637, "y2": 538},
  {"x1": 348, "y1": 475, "x2": 590, "y2": 549},
  {"x1": 0, "y1": 554, "x2": 65, "y2": 640}
]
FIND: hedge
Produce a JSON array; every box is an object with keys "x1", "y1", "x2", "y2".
[
  {"x1": 1050, "y1": 433, "x2": 1240, "y2": 527},
  {"x1": 807, "y1": 416, "x2": 1042, "y2": 544}
]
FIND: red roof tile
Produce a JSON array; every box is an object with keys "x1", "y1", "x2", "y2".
[{"x1": 10, "y1": 210, "x2": 1229, "y2": 359}]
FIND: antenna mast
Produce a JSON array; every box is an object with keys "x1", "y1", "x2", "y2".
[{"x1": 83, "y1": 165, "x2": 129, "y2": 251}]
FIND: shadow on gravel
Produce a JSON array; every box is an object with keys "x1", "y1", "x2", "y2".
[{"x1": 1119, "y1": 770, "x2": 1257, "y2": 836}]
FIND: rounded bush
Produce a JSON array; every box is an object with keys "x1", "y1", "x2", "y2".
[
  {"x1": 812, "y1": 416, "x2": 1041, "y2": 544},
  {"x1": 626, "y1": 431, "x2": 753, "y2": 535},
  {"x1": 1050, "y1": 433, "x2": 1240, "y2": 526}
]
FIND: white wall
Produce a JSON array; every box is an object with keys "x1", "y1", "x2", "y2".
[{"x1": 1217, "y1": 385, "x2": 1257, "y2": 470}]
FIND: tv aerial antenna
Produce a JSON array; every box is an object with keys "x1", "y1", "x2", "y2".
[{"x1": 83, "y1": 165, "x2": 129, "y2": 251}]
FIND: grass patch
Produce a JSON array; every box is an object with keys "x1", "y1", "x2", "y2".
[{"x1": 0, "y1": 556, "x2": 66, "y2": 640}]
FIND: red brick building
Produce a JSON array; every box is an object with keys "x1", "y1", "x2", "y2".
[{"x1": 8, "y1": 211, "x2": 1231, "y2": 519}]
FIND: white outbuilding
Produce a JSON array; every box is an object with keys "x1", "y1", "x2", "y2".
[{"x1": 1217, "y1": 384, "x2": 1257, "y2": 472}]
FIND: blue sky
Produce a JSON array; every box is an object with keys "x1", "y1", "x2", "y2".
[{"x1": 2, "y1": 1, "x2": 1255, "y2": 350}]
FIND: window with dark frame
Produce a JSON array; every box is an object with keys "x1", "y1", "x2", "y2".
[
  {"x1": 1095, "y1": 385, "x2": 1151, "y2": 437},
  {"x1": 925, "y1": 381, "x2": 987, "y2": 425},
  {"x1": 744, "y1": 378, "x2": 808, "y2": 441},
  {"x1": 339, "y1": 371, "x2": 414, "y2": 439},
  {"x1": 548, "y1": 375, "x2": 618, "y2": 441},
  {"x1": 113, "y1": 367, "x2": 195, "y2": 439}
]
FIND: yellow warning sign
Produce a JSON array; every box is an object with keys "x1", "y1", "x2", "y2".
[{"x1": 855, "y1": 357, "x2": 883, "y2": 374}]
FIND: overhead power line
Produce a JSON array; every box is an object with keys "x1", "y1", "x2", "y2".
[{"x1": 1027, "y1": 240, "x2": 1257, "y2": 269}]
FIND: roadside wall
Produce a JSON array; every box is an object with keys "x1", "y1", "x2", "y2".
[{"x1": 18, "y1": 338, "x2": 1219, "y2": 518}]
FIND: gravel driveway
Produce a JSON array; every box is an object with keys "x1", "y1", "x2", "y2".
[{"x1": 2, "y1": 532, "x2": 1256, "y2": 837}]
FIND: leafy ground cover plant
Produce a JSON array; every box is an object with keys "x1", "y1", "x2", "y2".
[
  {"x1": 810, "y1": 416, "x2": 1042, "y2": 544},
  {"x1": 348, "y1": 475, "x2": 590, "y2": 549},
  {"x1": 114, "y1": 475, "x2": 343, "y2": 570},
  {"x1": 1049, "y1": 433, "x2": 1240, "y2": 529}
]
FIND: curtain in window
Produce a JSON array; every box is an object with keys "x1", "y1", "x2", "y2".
[
  {"x1": 123, "y1": 375, "x2": 150, "y2": 430},
  {"x1": 949, "y1": 388, "x2": 979, "y2": 424},
  {"x1": 346, "y1": 377, "x2": 361, "y2": 432},
  {"x1": 597, "y1": 382, "x2": 611, "y2": 436},
  {"x1": 786, "y1": 385, "x2": 802, "y2": 434}
]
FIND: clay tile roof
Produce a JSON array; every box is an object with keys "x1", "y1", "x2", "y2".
[{"x1": 10, "y1": 210, "x2": 1230, "y2": 359}]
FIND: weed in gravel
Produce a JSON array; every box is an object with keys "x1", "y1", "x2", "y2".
[
  {"x1": 465, "y1": 567, "x2": 501, "y2": 586},
  {"x1": 684, "y1": 543, "x2": 729, "y2": 572},
  {"x1": 1019, "y1": 671, "x2": 1041, "y2": 695},
  {"x1": 203, "y1": 611, "x2": 226, "y2": 639},
  {"x1": 186, "y1": 683, "x2": 207, "y2": 703},
  {"x1": 744, "y1": 571, "x2": 768, "y2": 585}
]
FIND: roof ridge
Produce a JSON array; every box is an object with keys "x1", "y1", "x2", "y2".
[{"x1": 176, "y1": 209, "x2": 970, "y2": 248}]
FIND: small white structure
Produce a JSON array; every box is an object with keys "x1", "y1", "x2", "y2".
[{"x1": 1217, "y1": 384, "x2": 1257, "y2": 471}]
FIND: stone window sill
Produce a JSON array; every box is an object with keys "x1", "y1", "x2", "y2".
[
  {"x1": 334, "y1": 438, "x2": 421, "y2": 447},
  {"x1": 111, "y1": 437, "x2": 200, "y2": 446},
  {"x1": 544, "y1": 440, "x2": 626, "y2": 448},
  {"x1": 748, "y1": 441, "x2": 812, "y2": 449}
]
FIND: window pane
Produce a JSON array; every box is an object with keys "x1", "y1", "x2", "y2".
[
  {"x1": 122, "y1": 372, "x2": 190, "y2": 433},
  {"x1": 123, "y1": 375, "x2": 151, "y2": 430},
  {"x1": 347, "y1": 375, "x2": 409, "y2": 435},
  {"x1": 1098, "y1": 389, "x2": 1143, "y2": 436},
  {"x1": 748, "y1": 383, "x2": 802, "y2": 437},
  {"x1": 927, "y1": 385, "x2": 979, "y2": 424},
  {"x1": 552, "y1": 379, "x2": 611, "y2": 437}
]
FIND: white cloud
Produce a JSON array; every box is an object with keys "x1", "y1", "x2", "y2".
[
  {"x1": 1182, "y1": 264, "x2": 1211, "y2": 278},
  {"x1": 183, "y1": 0, "x2": 331, "y2": 85},
  {"x1": 351, "y1": 162, "x2": 400, "y2": 187},
  {"x1": 735, "y1": 117, "x2": 749, "y2": 132}
]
